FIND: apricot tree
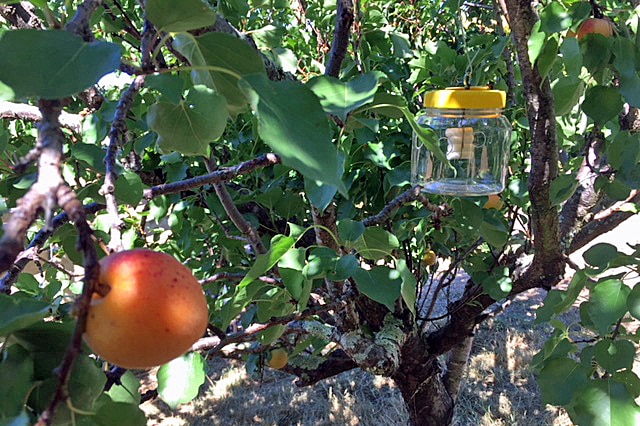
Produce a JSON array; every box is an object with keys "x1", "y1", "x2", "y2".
[{"x1": 1, "y1": 0, "x2": 640, "y2": 425}]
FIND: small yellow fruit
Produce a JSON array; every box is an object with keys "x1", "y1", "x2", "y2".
[
  {"x1": 423, "y1": 249, "x2": 437, "y2": 266},
  {"x1": 267, "y1": 348, "x2": 288, "y2": 369},
  {"x1": 483, "y1": 194, "x2": 504, "y2": 210}
]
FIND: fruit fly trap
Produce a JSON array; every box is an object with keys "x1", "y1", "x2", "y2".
[{"x1": 411, "y1": 87, "x2": 511, "y2": 196}]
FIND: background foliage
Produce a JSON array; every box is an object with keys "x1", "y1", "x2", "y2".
[{"x1": 1, "y1": 0, "x2": 640, "y2": 425}]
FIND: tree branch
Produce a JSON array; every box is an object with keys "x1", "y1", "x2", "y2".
[
  {"x1": 0, "y1": 2, "x2": 43, "y2": 29},
  {"x1": 0, "y1": 100, "x2": 68, "y2": 274},
  {"x1": 143, "y1": 153, "x2": 281, "y2": 199},
  {"x1": 362, "y1": 186, "x2": 423, "y2": 227},
  {"x1": 503, "y1": 0, "x2": 564, "y2": 277},
  {"x1": 65, "y1": 0, "x2": 103, "y2": 41},
  {"x1": 325, "y1": 0, "x2": 354, "y2": 77},
  {"x1": 100, "y1": 74, "x2": 145, "y2": 252},
  {"x1": 289, "y1": 349, "x2": 358, "y2": 387},
  {"x1": 0, "y1": 101, "x2": 83, "y2": 134},
  {"x1": 191, "y1": 308, "x2": 326, "y2": 354},
  {"x1": 0, "y1": 203, "x2": 105, "y2": 294}
]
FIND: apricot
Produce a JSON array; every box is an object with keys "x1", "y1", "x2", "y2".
[
  {"x1": 423, "y1": 249, "x2": 437, "y2": 267},
  {"x1": 267, "y1": 348, "x2": 288, "y2": 370},
  {"x1": 84, "y1": 249, "x2": 208, "y2": 369},
  {"x1": 483, "y1": 194, "x2": 505, "y2": 210},
  {"x1": 577, "y1": 18, "x2": 614, "y2": 40}
]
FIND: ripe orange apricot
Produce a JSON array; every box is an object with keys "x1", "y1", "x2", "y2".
[
  {"x1": 267, "y1": 348, "x2": 288, "y2": 370},
  {"x1": 483, "y1": 194, "x2": 505, "y2": 210},
  {"x1": 84, "y1": 249, "x2": 209, "y2": 369},
  {"x1": 577, "y1": 18, "x2": 614, "y2": 40}
]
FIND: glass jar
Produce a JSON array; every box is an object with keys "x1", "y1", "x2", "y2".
[{"x1": 411, "y1": 87, "x2": 511, "y2": 196}]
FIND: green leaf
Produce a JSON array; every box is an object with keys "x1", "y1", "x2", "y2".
[
  {"x1": 569, "y1": 380, "x2": 640, "y2": 426},
  {"x1": 115, "y1": 171, "x2": 144, "y2": 206},
  {"x1": 0, "y1": 80, "x2": 15, "y2": 101},
  {"x1": 613, "y1": 371, "x2": 640, "y2": 398},
  {"x1": 10, "y1": 323, "x2": 84, "y2": 393},
  {"x1": 0, "y1": 30, "x2": 121, "y2": 100},
  {"x1": 353, "y1": 227, "x2": 400, "y2": 261},
  {"x1": 532, "y1": 335, "x2": 575, "y2": 368},
  {"x1": 613, "y1": 38, "x2": 640, "y2": 107},
  {"x1": 302, "y1": 247, "x2": 340, "y2": 280},
  {"x1": 585, "y1": 279, "x2": 631, "y2": 335},
  {"x1": 307, "y1": 73, "x2": 379, "y2": 121},
  {"x1": 607, "y1": 131, "x2": 639, "y2": 172},
  {"x1": 94, "y1": 399, "x2": 146, "y2": 426},
  {"x1": 535, "y1": 289, "x2": 566, "y2": 323},
  {"x1": 538, "y1": 357, "x2": 588, "y2": 406},
  {"x1": 0, "y1": 294, "x2": 50, "y2": 336},
  {"x1": 146, "y1": 0, "x2": 217, "y2": 32},
  {"x1": 480, "y1": 210, "x2": 508, "y2": 247},
  {"x1": 219, "y1": 281, "x2": 264, "y2": 329},
  {"x1": 173, "y1": 32, "x2": 266, "y2": 117},
  {"x1": 582, "y1": 85, "x2": 623, "y2": 125},
  {"x1": 147, "y1": 85, "x2": 228, "y2": 156},
  {"x1": 106, "y1": 370, "x2": 141, "y2": 404},
  {"x1": 553, "y1": 270, "x2": 589, "y2": 314},
  {"x1": 352, "y1": 266, "x2": 402, "y2": 311},
  {"x1": 337, "y1": 219, "x2": 365, "y2": 244},
  {"x1": 0, "y1": 345, "x2": 33, "y2": 420},
  {"x1": 583, "y1": 243, "x2": 618, "y2": 268},
  {"x1": 550, "y1": 173, "x2": 579, "y2": 206},
  {"x1": 581, "y1": 35, "x2": 613, "y2": 74},
  {"x1": 256, "y1": 287, "x2": 294, "y2": 322},
  {"x1": 71, "y1": 143, "x2": 107, "y2": 173},
  {"x1": 552, "y1": 76, "x2": 584, "y2": 116},
  {"x1": 280, "y1": 268, "x2": 304, "y2": 300},
  {"x1": 594, "y1": 339, "x2": 636, "y2": 374},
  {"x1": 239, "y1": 73, "x2": 346, "y2": 194},
  {"x1": 528, "y1": 22, "x2": 546, "y2": 64},
  {"x1": 277, "y1": 247, "x2": 306, "y2": 271},
  {"x1": 145, "y1": 74, "x2": 186, "y2": 104},
  {"x1": 397, "y1": 259, "x2": 417, "y2": 317},
  {"x1": 560, "y1": 37, "x2": 582, "y2": 76},
  {"x1": 481, "y1": 267, "x2": 512, "y2": 301},
  {"x1": 238, "y1": 235, "x2": 296, "y2": 288},
  {"x1": 157, "y1": 352, "x2": 206, "y2": 409},
  {"x1": 304, "y1": 178, "x2": 337, "y2": 213},
  {"x1": 539, "y1": 2, "x2": 571, "y2": 33},
  {"x1": 327, "y1": 254, "x2": 359, "y2": 281},
  {"x1": 536, "y1": 36, "x2": 558, "y2": 81},
  {"x1": 628, "y1": 284, "x2": 640, "y2": 320},
  {"x1": 68, "y1": 356, "x2": 107, "y2": 411}
]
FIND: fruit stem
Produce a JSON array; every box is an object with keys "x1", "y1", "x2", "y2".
[{"x1": 589, "y1": 0, "x2": 604, "y2": 19}]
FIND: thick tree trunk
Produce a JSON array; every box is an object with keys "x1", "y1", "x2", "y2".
[{"x1": 394, "y1": 335, "x2": 454, "y2": 426}]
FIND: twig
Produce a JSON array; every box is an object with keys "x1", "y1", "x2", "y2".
[
  {"x1": 213, "y1": 181, "x2": 267, "y2": 255},
  {"x1": 36, "y1": 205, "x2": 99, "y2": 426},
  {"x1": 99, "y1": 74, "x2": 145, "y2": 252},
  {"x1": 325, "y1": 0, "x2": 354, "y2": 77},
  {"x1": 0, "y1": 99, "x2": 69, "y2": 274},
  {"x1": 0, "y1": 203, "x2": 105, "y2": 293},
  {"x1": 143, "y1": 154, "x2": 281, "y2": 199},
  {"x1": 362, "y1": 185, "x2": 424, "y2": 227},
  {"x1": 191, "y1": 307, "x2": 326, "y2": 354},
  {"x1": 199, "y1": 272, "x2": 280, "y2": 286},
  {"x1": 0, "y1": 101, "x2": 83, "y2": 134},
  {"x1": 65, "y1": 0, "x2": 102, "y2": 41}
]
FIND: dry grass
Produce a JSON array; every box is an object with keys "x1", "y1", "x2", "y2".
[{"x1": 141, "y1": 291, "x2": 574, "y2": 426}]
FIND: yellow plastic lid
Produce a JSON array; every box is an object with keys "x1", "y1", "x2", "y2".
[{"x1": 423, "y1": 87, "x2": 506, "y2": 109}]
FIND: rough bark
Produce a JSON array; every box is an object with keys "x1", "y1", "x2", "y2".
[{"x1": 394, "y1": 334, "x2": 454, "y2": 426}]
